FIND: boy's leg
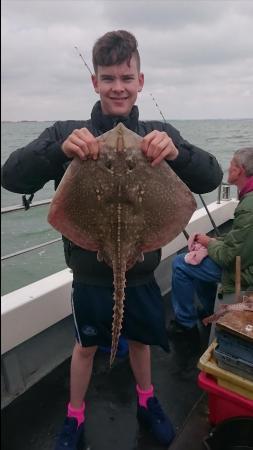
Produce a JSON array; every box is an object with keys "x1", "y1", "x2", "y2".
[
  {"x1": 128, "y1": 340, "x2": 175, "y2": 446},
  {"x1": 70, "y1": 342, "x2": 97, "y2": 407},
  {"x1": 54, "y1": 343, "x2": 97, "y2": 450},
  {"x1": 128, "y1": 340, "x2": 151, "y2": 390},
  {"x1": 171, "y1": 253, "x2": 222, "y2": 328},
  {"x1": 55, "y1": 277, "x2": 98, "y2": 450}
]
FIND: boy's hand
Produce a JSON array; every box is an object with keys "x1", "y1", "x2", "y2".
[
  {"x1": 141, "y1": 131, "x2": 179, "y2": 166},
  {"x1": 61, "y1": 128, "x2": 99, "y2": 160}
]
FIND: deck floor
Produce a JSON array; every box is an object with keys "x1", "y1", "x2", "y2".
[{"x1": 2, "y1": 295, "x2": 212, "y2": 450}]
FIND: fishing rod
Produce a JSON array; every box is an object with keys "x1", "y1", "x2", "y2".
[
  {"x1": 74, "y1": 46, "x2": 93, "y2": 75},
  {"x1": 149, "y1": 93, "x2": 167, "y2": 123},
  {"x1": 150, "y1": 92, "x2": 221, "y2": 238},
  {"x1": 74, "y1": 50, "x2": 212, "y2": 240},
  {"x1": 149, "y1": 93, "x2": 191, "y2": 240},
  {"x1": 199, "y1": 194, "x2": 220, "y2": 237}
]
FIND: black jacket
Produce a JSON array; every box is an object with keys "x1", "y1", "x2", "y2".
[{"x1": 1, "y1": 101, "x2": 223, "y2": 286}]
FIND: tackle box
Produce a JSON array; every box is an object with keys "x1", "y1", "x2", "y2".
[
  {"x1": 215, "y1": 327, "x2": 253, "y2": 365},
  {"x1": 214, "y1": 345, "x2": 253, "y2": 382}
]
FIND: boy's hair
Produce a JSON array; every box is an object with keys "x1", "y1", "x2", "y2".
[
  {"x1": 92, "y1": 30, "x2": 140, "y2": 73},
  {"x1": 234, "y1": 148, "x2": 253, "y2": 177}
]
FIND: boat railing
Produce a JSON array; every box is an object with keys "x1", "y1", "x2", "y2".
[
  {"x1": 1, "y1": 198, "x2": 62, "y2": 261},
  {"x1": 1, "y1": 238, "x2": 62, "y2": 261},
  {"x1": 1, "y1": 198, "x2": 51, "y2": 214},
  {"x1": 1, "y1": 183, "x2": 234, "y2": 261}
]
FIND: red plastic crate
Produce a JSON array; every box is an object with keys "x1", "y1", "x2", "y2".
[{"x1": 198, "y1": 371, "x2": 253, "y2": 425}]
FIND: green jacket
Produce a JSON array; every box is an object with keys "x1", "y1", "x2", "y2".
[{"x1": 208, "y1": 191, "x2": 253, "y2": 293}]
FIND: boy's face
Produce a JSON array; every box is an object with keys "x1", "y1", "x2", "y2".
[{"x1": 92, "y1": 56, "x2": 144, "y2": 116}]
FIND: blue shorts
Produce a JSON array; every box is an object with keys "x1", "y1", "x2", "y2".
[{"x1": 71, "y1": 280, "x2": 169, "y2": 352}]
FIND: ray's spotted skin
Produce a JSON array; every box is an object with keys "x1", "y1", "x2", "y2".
[
  {"x1": 203, "y1": 295, "x2": 253, "y2": 325},
  {"x1": 48, "y1": 123, "x2": 197, "y2": 365}
]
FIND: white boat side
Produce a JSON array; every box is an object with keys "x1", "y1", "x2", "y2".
[
  {"x1": 1, "y1": 198, "x2": 237, "y2": 408},
  {"x1": 1, "y1": 199, "x2": 237, "y2": 356}
]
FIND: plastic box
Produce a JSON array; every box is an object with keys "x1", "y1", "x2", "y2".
[
  {"x1": 216, "y1": 328, "x2": 253, "y2": 364},
  {"x1": 198, "y1": 371, "x2": 253, "y2": 425},
  {"x1": 214, "y1": 345, "x2": 253, "y2": 382},
  {"x1": 198, "y1": 340, "x2": 253, "y2": 400}
]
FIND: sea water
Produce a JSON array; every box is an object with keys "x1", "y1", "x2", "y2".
[{"x1": 1, "y1": 119, "x2": 253, "y2": 294}]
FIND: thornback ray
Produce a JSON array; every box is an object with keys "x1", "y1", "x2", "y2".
[{"x1": 48, "y1": 123, "x2": 197, "y2": 366}]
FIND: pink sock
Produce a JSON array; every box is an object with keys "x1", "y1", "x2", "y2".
[
  {"x1": 67, "y1": 402, "x2": 85, "y2": 427},
  {"x1": 136, "y1": 384, "x2": 154, "y2": 408}
]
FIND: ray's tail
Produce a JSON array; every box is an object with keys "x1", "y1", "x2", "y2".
[
  {"x1": 110, "y1": 182, "x2": 128, "y2": 367},
  {"x1": 110, "y1": 259, "x2": 126, "y2": 367}
]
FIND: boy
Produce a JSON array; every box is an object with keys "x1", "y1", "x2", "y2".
[{"x1": 2, "y1": 30, "x2": 223, "y2": 448}]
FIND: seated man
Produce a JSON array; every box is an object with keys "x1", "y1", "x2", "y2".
[{"x1": 167, "y1": 147, "x2": 253, "y2": 342}]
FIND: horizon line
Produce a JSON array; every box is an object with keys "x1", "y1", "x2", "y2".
[{"x1": 2, "y1": 117, "x2": 253, "y2": 123}]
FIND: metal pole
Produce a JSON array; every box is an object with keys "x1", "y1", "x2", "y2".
[{"x1": 235, "y1": 255, "x2": 241, "y2": 303}]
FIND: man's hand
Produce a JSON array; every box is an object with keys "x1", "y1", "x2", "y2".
[
  {"x1": 141, "y1": 131, "x2": 179, "y2": 166},
  {"x1": 61, "y1": 128, "x2": 99, "y2": 160},
  {"x1": 196, "y1": 234, "x2": 216, "y2": 248}
]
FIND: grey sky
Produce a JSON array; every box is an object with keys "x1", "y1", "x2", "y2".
[{"x1": 2, "y1": 0, "x2": 253, "y2": 121}]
